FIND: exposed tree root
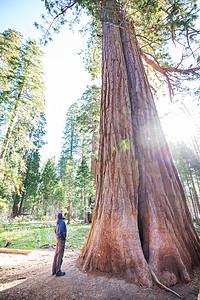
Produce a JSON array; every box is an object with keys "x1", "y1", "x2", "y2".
[{"x1": 150, "y1": 269, "x2": 184, "y2": 299}]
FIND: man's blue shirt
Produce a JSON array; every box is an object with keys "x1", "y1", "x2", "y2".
[{"x1": 55, "y1": 218, "x2": 67, "y2": 240}]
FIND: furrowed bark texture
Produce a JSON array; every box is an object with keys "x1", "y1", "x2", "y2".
[{"x1": 78, "y1": 15, "x2": 200, "y2": 286}]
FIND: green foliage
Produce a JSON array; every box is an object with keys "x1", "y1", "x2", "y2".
[
  {"x1": 195, "y1": 222, "x2": 200, "y2": 235},
  {"x1": 58, "y1": 104, "x2": 81, "y2": 220},
  {"x1": 22, "y1": 149, "x2": 41, "y2": 210},
  {"x1": 32, "y1": 113, "x2": 47, "y2": 149},
  {"x1": 169, "y1": 140, "x2": 200, "y2": 220},
  {"x1": 36, "y1": 157, "x2": 68, "y2": 217},
  {"x1": 77, "y1": 85, "x2": 101, "y2": 134},
  {"x1": 79, "y1": 20, "x2": 102, "y2": 80},
  {"x1": 41, "y1": 0, "x2": 200, "y2": 97},
  {"x1": 58, "y1": 156, "x2": 76, "y2": 211},
  {"x1": 59, "y1": 92, "x2": 98, "y2": 178},
  {"x1": 0, "y1": 29, "x2": 46, "y2": 208},
  {"x1": 67, "y1": 223, "x2": 90, "y2": 249},
  {"x1": 74, "y1": 157, "x2": 95, "y2": 219},
  {"x1": 170, "y1": 141, "x2": 200, "y2": 183},
  {"x1": 76, "y1": 85, "x2": 101, "y2": 160},
  {"x1": 0, "y1": 221, "x2": 55, "y2": 249},
  {"x1": 54, "y1": 180, "x2": 66, "y2": 208},
  {"x1": 61, "y1": 102, "x2": 80, "y2": 159},
  {"x1": 58, "y1": 85, "x2": 100, "y2": 222},
  {"x1": 40, "y1": 158, "x2": 58, "y2": 209}
]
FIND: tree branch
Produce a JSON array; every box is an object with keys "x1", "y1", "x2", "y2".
[
  {"x1": 141, "y1": 50, "x2": 200, "y2": 101},
  {"x1": 45, "y1": 1, "x2": 77, "y2": 37}
]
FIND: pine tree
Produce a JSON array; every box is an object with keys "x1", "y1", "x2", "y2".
[
  {"x1": 77, "y1": 85, "x2": 101, "y2": 178},
  {"x1": 58, "y1": 103, "x2": 80, "y2": 223},
  {"x1": 74, "y1": 157, "x2": 95, "y2": 221},
  {"x1": 40, "y1": 158, "x2": 58, "y2": 215},
  {"x1": 170, "y1": 141, "x2": 200, "y2": 223},
  {"x1": 0, "y1": 29, "x2": 45, "y2": 216}
]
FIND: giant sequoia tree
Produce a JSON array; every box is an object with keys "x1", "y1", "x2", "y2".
[{"x1": 43, "y1": 0, "x2": 200, "y2": 286}]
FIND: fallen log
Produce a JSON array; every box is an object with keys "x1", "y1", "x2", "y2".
[
  {"x1": 40, "y1": 243, "x2": 50, "y2": 248},
  {"x1": 0, "y1": 248, "x2": 31, "y2": 255}
]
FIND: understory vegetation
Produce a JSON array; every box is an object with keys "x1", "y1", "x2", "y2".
[{"x1": 0, "y1": 219, "x2": 90, "y2": 250}]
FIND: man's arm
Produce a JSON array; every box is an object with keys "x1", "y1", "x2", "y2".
[{"x1": 59, "y1": 221, "x2": 66, "y2": 239}]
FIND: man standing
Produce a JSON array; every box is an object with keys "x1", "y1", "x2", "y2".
[{"x1": 52, "y1": 212, "x2": 67, "y2": 276}]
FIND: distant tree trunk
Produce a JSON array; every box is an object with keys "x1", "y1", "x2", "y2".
[
  {"x1": 18, "y1": 191, "x2": 25, "y2": 216},
  {"x1": 12, "y1": 129, "x2": 33, "y2": 218},
  {"x1": 180, "y1": 103, "x2": 200, "y2": 159},
  {"x1": 192, "y1": 137, "x2": 200, "y2": 158},
  {"x1": 2, "y1": 87, "x2": 24, "y2": 218},
  {"x1": 78, "y1": 8, "x2": 200, "y2": 286},
  {"x1": 18, "y1": 129, "x2": 34, "y2": 216},
  {"x1": 11, "y1": 198, "x2": 19, "y2": 218},
  {"x1": 85, "y1": 211, "x2": 89, "y2": 224},
  {"x1": 91, "y1": 128, "x2": 98, "y2": 180},
  {"x1": 66, "y1": 140, "x2": 74, "y2": 224},
  {"x1": 186, "y1": 177, "x2": 196, "y2": 220},
  {"x1": 67, "y1": 203, "x2": 71, "y2": 224},
  {"x1": 0, "y1": 88, "x2": 23, "y2": 160},
  {"x1": 196, "y1": 174, "x2": 200, "y2": 195},
  {"x1": 12, "y1": 197, "x2": 19, "y2": 218},
  {"x1": 189, "y1": 171, "x2": 200, "y2": 223}
]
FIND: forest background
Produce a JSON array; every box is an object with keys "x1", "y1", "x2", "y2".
[{"x1": 0, "y1": 0, "x2": 200, "y2": 230}]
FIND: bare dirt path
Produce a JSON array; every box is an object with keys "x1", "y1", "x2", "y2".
[{"x1": 0, "y1": 249, "x2": 199, "y2": 300}]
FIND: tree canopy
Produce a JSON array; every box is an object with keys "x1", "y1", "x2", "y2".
[{"x1": 41, "y1": 0, "x2": 200, "y2": 100}]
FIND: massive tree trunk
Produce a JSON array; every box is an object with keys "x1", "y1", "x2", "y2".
[{"x1": 78, "y1": 9, "x2": 200, "y2": 287}]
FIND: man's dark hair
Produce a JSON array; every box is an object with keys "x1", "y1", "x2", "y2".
[{"x1": 57, "y1": 213, "x2": 63, "y2": 219}]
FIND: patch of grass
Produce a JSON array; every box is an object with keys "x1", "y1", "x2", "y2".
[
  {"x1": 67, "y1": 224, "x2": 91, "y2": 250},
  {"x1": 0, "y1": 221, "x2": 91, "y2": 250}
]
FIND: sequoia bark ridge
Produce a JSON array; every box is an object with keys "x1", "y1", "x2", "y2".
[{"x1": 78, "y1": 10, "x2": 200, "y2": 286}]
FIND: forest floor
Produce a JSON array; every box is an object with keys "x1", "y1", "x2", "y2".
[{"x1": 0, "y1": 248, "x2": 200, "y2": 300}]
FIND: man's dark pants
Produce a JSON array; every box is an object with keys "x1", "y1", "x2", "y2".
[{"x1": 52, "y1": 238, "x2": 65, "y2": 274}]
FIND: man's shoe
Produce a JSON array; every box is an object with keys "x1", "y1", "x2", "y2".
[
  {"x1": 52, "y1": 271, "x2": 56, "y2": 275},
  {"x1": 56, "y1": 271, "x2": 65, "y2": 277}
]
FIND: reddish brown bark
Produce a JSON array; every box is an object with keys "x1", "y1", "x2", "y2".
[{"x1": 78, "y1": 9, "x2": 200, "y2": 287}]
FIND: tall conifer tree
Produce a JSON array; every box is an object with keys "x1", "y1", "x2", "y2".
[{"x1": 43, "y1": 0, "x2": 200, "y2": 286}]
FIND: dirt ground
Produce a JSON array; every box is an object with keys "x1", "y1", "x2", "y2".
[{"x1": 0, "y1": 249, "x2": 199, "y2": 300}]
